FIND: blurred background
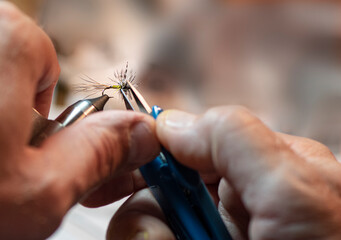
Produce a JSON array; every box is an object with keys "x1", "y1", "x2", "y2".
[{"x1": 6, "y1": 0, "x2": 341, "y2": 239}]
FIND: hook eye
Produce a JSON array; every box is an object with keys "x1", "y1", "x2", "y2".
[{"x1": 102, "y1": 87, "x2": 115, "y2": 98}]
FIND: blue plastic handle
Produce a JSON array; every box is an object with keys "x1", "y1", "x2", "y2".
[{"x1": 139, "y1": 106, "x2": 233, "y2": 240}]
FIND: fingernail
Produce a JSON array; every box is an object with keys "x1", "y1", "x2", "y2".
[
  {"x1": 131, "y1": 231, "x2": 149, "y2": 240},
  {"x1": 158, "y1": 110, "x2": 195, "y2": 129}
]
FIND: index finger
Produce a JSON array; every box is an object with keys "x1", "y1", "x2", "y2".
[{"x1": 31, "y1": 111, "x2": 160, "y2": 211}]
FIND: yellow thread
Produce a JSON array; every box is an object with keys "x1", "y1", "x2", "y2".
[{"x1": 111, "y1": 85, "x2": 122, "y2": 89}]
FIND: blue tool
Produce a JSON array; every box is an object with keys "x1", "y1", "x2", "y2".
[{"x1": 120, "y1": 82, "x2": 233, "y2": 240}]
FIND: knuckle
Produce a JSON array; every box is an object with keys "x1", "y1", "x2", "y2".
[
  {"x1": 0, "y1": 5, "x2": 34, "y2": 52},
  {"x1": 204, "y1": 105, "x2": 256, "y2": 131},
  {"x1": 251, "y1": 220, "x2": 279, "y2": 240},
  {"x1": 304, "y1": 138, "x2": 334, "y2": 157},
  {"x1": 312, "y1": 140, "x2": 330, "y2": 153},
  {"x1": 0, "y1": 2, "x2": 22, "y2": 21}
]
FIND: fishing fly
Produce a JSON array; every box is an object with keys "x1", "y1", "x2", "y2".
[{"x1": 74, "y1": 62, "x2": 137, "y2": 98}]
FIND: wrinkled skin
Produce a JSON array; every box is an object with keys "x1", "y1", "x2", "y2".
[
  {"x1": 108, "y1": 108, "x2": 341, "y2": 240},
  {"x1": 0, "y1": 3, "x2": 159, "y2": 239},
  {"x1": 1, "y1": 2, "x2": 341, "y2": 240}
]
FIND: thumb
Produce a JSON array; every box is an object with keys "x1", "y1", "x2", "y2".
[
  {"x1": 37, "y1": 110, "x2": 159, "y2": 208},
  {"x1": 156, "y1": 107, "x2": 309, "y2": 209}
]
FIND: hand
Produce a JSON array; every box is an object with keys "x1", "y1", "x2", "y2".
[
  {"x1": 108, "y1": 106, "x2": 341, "y2": 240},
  {"x1": 0, "y1": 3, "x2": 159, "y2": 239}
]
